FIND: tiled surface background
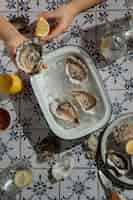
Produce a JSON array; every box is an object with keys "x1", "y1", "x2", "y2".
[{"x1": 0, "y1": 0, "x2": 133, "y2": 200}]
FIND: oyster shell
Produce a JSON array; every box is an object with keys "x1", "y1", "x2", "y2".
[
  {"x1": 16, "y1": 42, "x2": 42, "y2": 73},
  {"x1": 65, "y1": 55, "x2": 88, "y2": 84},
  {"x1": 106, "y1": 150, "x2": 130, "y2": 176},
  {"x1": 113, "y1": 123, "x2": 133, "y2": 144},
  {"x1": 50, "y1": 99, "x2": 79, "y2": 124},
  {"x1": 36, "y1": 136, "x2": 59, "y2": 162},
  {"x1": 51, "y1": 153, "x2": 74, "y2": 181},
  {"x1": 84, "y1": 135, "x2": 98, "y2": 160},
  {"x1": 10, "y1": 16, "x2": 30, "y2": 34},
  {"x1": 72, "y1": 90, "x2": 96, "y2": 113}
]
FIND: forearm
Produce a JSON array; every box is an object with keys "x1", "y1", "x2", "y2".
[
  {"x1": 0, "y1": 16, "x2": 20, "y2": 43},
  {"x1": 0, "y1": 16, "x2": 27, "y2": 49},
  {"x1": 68, "y1": 0, "x2": 105, "y2": 15}
]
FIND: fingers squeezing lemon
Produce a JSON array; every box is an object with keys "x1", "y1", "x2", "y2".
[
  {"x1": 14, "y1": 169, "x2": 32, "y2": 188},
  {"x1": 35, "y1": 17, "x2": 50, "y2": 37}
]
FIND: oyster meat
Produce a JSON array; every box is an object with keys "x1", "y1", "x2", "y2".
[
  {"x1": 51, "y1": 153, "x2": 75, "y2": 181},
  {"x1": 72, "y1": 90, "x2": 96, "y2": 113},
  {"x1": 106, "y1": 150, "x2": 130, "y2": 176},
  {"x1": 65, "y1": 55, "x2": 88, "y2": 84},
  {"x1": 17, "y1": 43, "x2": 42, "y2": 73},
  {"x1": 84, "y1": 135, "x2": 98, "y2": 160},
  {"x1": 113, "y1": 123, "x2": 133, "y2": 144},
  {"x1": 36, "y1": 136, "x2": 59, "y2": 162},
  {"x1": 50, "y1": 99, "x2": 79, "y2": 124}
]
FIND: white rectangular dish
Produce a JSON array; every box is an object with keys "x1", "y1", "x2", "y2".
[{"x1": 30, "y1": 45, "x2": 111, "y2": 140}]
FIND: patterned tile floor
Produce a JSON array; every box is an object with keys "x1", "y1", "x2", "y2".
[{"x1": 0, "y1": 0, "x2": 133, "y2": 200}]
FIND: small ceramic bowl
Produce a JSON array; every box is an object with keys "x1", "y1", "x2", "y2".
[{"x1": 0, "y1": 107, "x2": 12, "y2": 134}]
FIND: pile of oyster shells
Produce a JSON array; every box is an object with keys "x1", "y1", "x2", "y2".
[{"x1": 50, "y1": 55, "x2": 97, "y2": 126}]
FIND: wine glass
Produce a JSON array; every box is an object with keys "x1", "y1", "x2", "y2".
[
  {"x1": 123, "y1": 0, "x2": 133, "y2": 49},
  {"x1": 100, "y1": 17, "x2": 127, "y2": 64},
  {"x1": 0, "y1": 159, "x2": 32, "y2": 197}
]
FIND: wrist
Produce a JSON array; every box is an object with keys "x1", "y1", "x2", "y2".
[
  {"x1": 66, "y1": 2, "x2": 80, "y2": 17},
  {"x1": 6, "y1": 33, "x2": 27, "y2": 49}
]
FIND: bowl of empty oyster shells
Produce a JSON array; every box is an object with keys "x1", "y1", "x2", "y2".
[
  {"x1": 97, "y1": 113, "x2": 133, "y2": 189},
  {"x1": 30, "y1": 45, "x2": 111, "y2": 140}
]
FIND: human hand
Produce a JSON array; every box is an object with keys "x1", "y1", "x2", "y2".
[
  {"x1": 6, "y1": 33, "x2": 28, "y2": 61},
  {"x1": 40, "y1": 4, "x2": 78, "y2": 40}
]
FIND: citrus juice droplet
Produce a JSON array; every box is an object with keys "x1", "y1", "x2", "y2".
[{"x1": 0, "y1": 74, "x2": 23, "y2": 94}]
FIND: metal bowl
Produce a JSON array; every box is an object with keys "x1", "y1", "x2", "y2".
[{"x1": 97, "y1": 113, "x2": 133, "y2": 189}]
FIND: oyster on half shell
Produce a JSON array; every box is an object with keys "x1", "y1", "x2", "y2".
[
  {"x1": 65, "y1": 55, "x2": 88, "y2": 84},
  {"x1": 16, "y1": 42, "x2": 42, "y2": 73},
  {"x1": 113, "y1": 124, "x2": 133, "y2": 145},
  {"x1": 106, "y1": 150, "x2": 130, "y2": 176},
  {"x1": 50, "y1": 99, "x2": 80, "y2": 124},
  {"x1": 72, "y1": 90, "x2": 97, "y2": 113}
]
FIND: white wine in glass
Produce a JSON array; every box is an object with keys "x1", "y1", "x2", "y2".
[{"x1": 100, "y1": 26, "x2": 127, "y2": 63}]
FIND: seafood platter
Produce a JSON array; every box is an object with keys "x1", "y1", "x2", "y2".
[
  {"x1": 97, "y1": 113, "x2": 133, "y2": 189},
  {"x1": 16, "y1": 42, "x2": 111, "y2": 140}
]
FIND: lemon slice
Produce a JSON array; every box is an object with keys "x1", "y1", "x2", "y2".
[
  {"x1": 126, "y1": 140, "x2": 133, "y2": 155},
  {"x1": 14, "y1": 169, "x2": 32, "y2": 188},
  {"x1": 35, "y1": 17, "x2": 50, "y2": 37}
]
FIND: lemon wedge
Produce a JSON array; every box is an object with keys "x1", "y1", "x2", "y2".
[
  {"x1": 126, "y1": 139, "x2": 133, "y2": 155},
  {"x1": 35, "y1": 17, "x2": 50, "y2": 37},
  {"x1": 0, "y1": 74, "x2": 23, "y2": 94},
  {"x1": 8, "y1": 74, "x2": 23, "y2": 94},
  {"x1": 14, "y1": 169, "x2": 32, "y2": 188}
]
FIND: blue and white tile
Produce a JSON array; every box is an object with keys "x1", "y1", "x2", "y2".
[
  {"x1": 17, "y1": 0, "x2": 30, "y2": 19},
  {"x1": 20, "y1": 78, "x2": 45, "y2": 129},
  {"x1": 46, "y1": 0, "x2": 69, "y2": 11},
  {"x1": 28, "y1": 0, "x2": 47, "y2": 12},
  {"x1": 21, "y1": 133, "x2": 58, "y2": 169},
  {"x1": 68, "y1": 12, "x2": 96, "y2": 44},
  {"x1": 0, "y1": 125, "x2": 21, "y2": 168},
  {"x1": 21, "y1": 169, "x2": 59, "y2": 200},
  {"x1": 96, "y1": 10, "x2": 130, "y2": 27},
  {"x1": 60, "y1": 143, "x2": 96, "y2": 169},
  {"x1": 0, "y1": 0, "x2": 17, "y2": 11},
  {"x1": 0, "y1": 100, "x2": 22, "y2": 168},
  {"x1": 99, "y1": 57, "x2": 130, "y2": 90},
  {"x1": 28, "y1": 0, "x2": 70, "y2": 11},
  {"x1": 97, "y1": 0, "x2": 127, "y2": 10},
  {"x1": 0, "y1": 40, "x2": 17, "y2": 73},
  {"x1": 20, "y1": 99, "x2": 46, "y2": 129},
  {"x1": 60, "y1": 169, "x2": 97, "y2": 200},
  {"x1": 0, "y1": 11, "x2": 18, "y2": 20},
  {"x1": 21, "y1": 128, "x2": 50, "y2": 145},
  {"x1": 107, "y1": 90, "x2": 133, "y2": 121},
  {"x1": 75, "y1": 11, "x2": 97, "y2": 30}
]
